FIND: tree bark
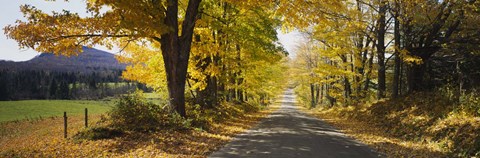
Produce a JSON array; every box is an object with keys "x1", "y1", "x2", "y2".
[
  {"x1": 315, "y1": 84, "x2": 320, "y2": 105},
  {"x1": 407, "y1": 63, "x2": 426, "y2": 92},
  {"x1": 236, "y1": 44, "x2": 244, "y2": 102},
  {"x1": 376, "y1": 0, "x2": 387, "y2": 99},
  {"x1": 310, "y1": 83, "x2": 315, "y2": 108},
  {"x1": 319, "y1": 84, "x2": 324, "y2": 105},
  {"x1": 159, "y1": 0, "x2": 201, "y2": 117},
  {"x1": 364, "y1": 40, "x2": 376, "y2": 93},
  {"x1": 344, "y1": 76, "x2": 352, "y2": 102},
  {"x1": 392, "y1": 2, "x2": 401, "y2": 98},
  {"x1": 406, "y1": 47, "x2": 440, "y2": 92}
]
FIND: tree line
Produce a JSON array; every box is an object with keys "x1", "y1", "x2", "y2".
[
  {"x1": 0, "y1": 69, "x2": 148, "y2": 100},
  {"x1": 288, "y1": 0, "x2": 480, "y2": 107}
]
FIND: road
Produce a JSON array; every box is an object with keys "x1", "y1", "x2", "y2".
[{"x1": 209, "y1": 89, "x2": 382, "y2": 158}]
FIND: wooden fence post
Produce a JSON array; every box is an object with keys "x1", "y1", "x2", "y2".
[
  {"x1": 85, "y1": 108, "x2": 88, "y2": 128},
  {"x1": 63, "y1": 112, "x2": 67, "y2": 139}
]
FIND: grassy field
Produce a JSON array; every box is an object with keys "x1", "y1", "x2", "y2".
[
  {"x1": 0, "y1": 92, "x2": 165, "y2": 123},
  {"x1": 0, "y1": 100, "x2": 113, "y2": 122},
  {"x1": 0, "y1": 100, "x2": 279, "y2": 157}
]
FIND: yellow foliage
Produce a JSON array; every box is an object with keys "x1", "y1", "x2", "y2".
[
  {"x1": 0, "y1": 101, "x2": 279, "y2": 157},
  {"x1": 399, "y1": 48, "x2": 423, "y2": 65}
]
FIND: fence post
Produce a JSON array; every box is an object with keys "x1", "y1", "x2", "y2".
[
  {"x1": 85, "y1": 108, "x2": 88, "y2": 128},
  {"x1": 63, "y1": 112, "x2": 67, "y2": 139}
]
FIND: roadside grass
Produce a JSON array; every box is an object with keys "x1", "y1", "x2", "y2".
[
  {"x1": 0, "y1": 100, "x2": 280, "y2": 157},
  {"x1": 0, "y1": 100, "x2": 113, "y2": 122},
  {"x1": 302, "y1": 106, "x2": 447, "y2": 157},
  {"x1": 300, "y1": 92, "x2": 480, "y2": 157}
]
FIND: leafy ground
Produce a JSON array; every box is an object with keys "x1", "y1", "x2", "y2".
[
  {"x1": 0, "y1": 102, "x2": 279, "y2": 157},
  {"x1": 302, "y1": 92, "x2": 480, "y2": 157},
  {"x1": 0, "y1": 100, "x2": 113, "y2": 122}
]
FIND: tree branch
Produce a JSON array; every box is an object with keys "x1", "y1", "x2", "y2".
[{"x1": 46, "y1": 34, "x2": 134, "y2": 42}]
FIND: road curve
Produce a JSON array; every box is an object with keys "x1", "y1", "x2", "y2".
[{"x1": 209, "y1": 89, "x2": 382, "y2": 158}]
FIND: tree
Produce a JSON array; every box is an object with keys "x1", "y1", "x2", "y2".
[
  {"x1": 391, "y1": 0, "x2": 401, "y2": 98},
  {"x1": 0, "y1": 72, "x2": 9, "y2": 100},
  {"x1": 398, "y1": 0, "x2": 476, "y2": 92},
  {"x1": 287, "y1": 0, "x2": 480, "y2": 109},
  {"x1": 58, "y1": 81, "x2": 70, "y2": 99},
  {"x1": 117, "y1": 0, "x2": 287, "y2": 110},
  {"x1": 293, "y1": 40, "x2": 321, "y2": 108},
  {"x1": 376, "y1": 0, "x2": 387, "y2": 99},
  {"x1": 49, "y1": 78, "x2": 58, "y2": 99},
  {"x1": 5, "y1": 0, "x2": 202, "y2": 117}
]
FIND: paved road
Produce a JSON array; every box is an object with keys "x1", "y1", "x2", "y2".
[{"x1": 209, "y1": 89, "x2": 382, "y2": 158}]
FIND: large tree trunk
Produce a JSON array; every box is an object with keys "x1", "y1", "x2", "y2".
[
  {"x1": 392, "y1": 3, "x2": 401, "y2": 98},
  {"x1": 235, "y1": 44, "x2": 244, "y2": 102},
  {"x1": 339, "y1": 55, "x2": 352, "y2": 101},
  {"x1": 376, "y1": 0, "x2": 387, "y2": 99},
  {"x1": 403, "y1": 1, "x2": 461, "y2": 94},
  {"x1": 159, "y1": 0, "x2": 201, "y2": 117},
  {"x1": 364, "y1": 41, "x2": 375, "y2": 94},
  {"x1": 358, "y1": 37, "x2": 372, "y2": 98},
  {"x1": 407, "y1": 62, "x2": 426, "y2": 92},
  {"x1": 392, "y1": 54, "x2": 401, "y2": 98},
  {"x1": 406, "y1": 47, "x2": 440, "y2": 93}
]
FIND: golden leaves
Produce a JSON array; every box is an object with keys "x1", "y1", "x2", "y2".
[
  {"x1": 116, "y1": 41, "x2": 168, "y2": 96},
  {"x1": 398, "y1": 48, "x2": 423, "y2": 65},
  {"x1": 5, "y1": 0, "x2": 288, "y2": 103},
  {"x1": 0, "y1": 102, "x2": 276, "y2": 158},
  {"x1": 304, "y1": 106, "x2": 448, "y2": 158},
  {"x1": 4, "y1": 0, "x2": 172, "y2": 57}
]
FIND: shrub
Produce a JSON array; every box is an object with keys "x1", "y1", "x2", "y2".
[
  {"x1": 186, "y1": 103, "x2": 214, "y2": 130},
  {"x1": 459, "y1": 90, "x2": 480, "y2": 116},
  {"x1": 438, "y1": 85, "x2": 480, "y2": 116},
  {"x1": 73, "y1": 127, "x2": 124, "y2": 141},
  {"x1": 109, "y1": 92, "x2": 189, "y2": 132}
]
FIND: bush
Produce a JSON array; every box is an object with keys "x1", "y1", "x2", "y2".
[
  {"x1": 438, "y1": 85, "x2": 480, "y2": 116},
  {"x1": 73, "y1": 127, "x2": 124, "y2": 141},
  {"x1": 458, "y1": 90, "x2": 480, "y2": 116},
  {"x1": 186, "y1": 103, "x2": 214, "y2": 130},
  {"x1": 109, "y1": 92, "x2": 190, "y2": 132}
]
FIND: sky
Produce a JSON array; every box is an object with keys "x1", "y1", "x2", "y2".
[{"x1": 0, "y1": 0, "x2": 304, "y2": 61}]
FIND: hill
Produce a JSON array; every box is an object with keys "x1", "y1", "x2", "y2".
[
  {"x1": 0, "y1": 46, "x2": 126, "y2": 72},
  {"x1": 0, "y1": 47, "x2": 138, "y2": 100}
]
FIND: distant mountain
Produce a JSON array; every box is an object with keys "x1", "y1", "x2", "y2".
[{"x1": 0, "y1": 46, "x2": 126, "y2": 72}]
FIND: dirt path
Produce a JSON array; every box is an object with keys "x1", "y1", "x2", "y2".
[{"x1": 209, "y1": 89, "x2": 382, "y2": 158}]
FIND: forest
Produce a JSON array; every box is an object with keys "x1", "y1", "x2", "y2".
[
  {"x1": 0, "y1": 69, "x2": 149, "y2": 100},
  {"x1": 0, "y1": 47, "x2": 149, "y2": 100},
  {"x1": 1, "y1": 0, "x2": 480, "y2": 157},
  {"x1": 290, "y1": 0, "x2": 480, "y2": 107},
  {"x1": 289, "y1": 0, "x2": 480, "y2": 156}
]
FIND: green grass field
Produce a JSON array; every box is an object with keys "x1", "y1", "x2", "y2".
[{"x1": 0, "y1": 100, "x2": 113, "y2": 122}]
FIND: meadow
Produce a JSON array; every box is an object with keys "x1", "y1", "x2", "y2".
[
  {"x1": 0, "y1": 95, "x2": 279, "y2": 157},
  {"x1": 0, "y1": 100, "x2": 113, "y2": 122},
  {"x1": 0, "y1": 91, "x2": 168, "y2": 123}
]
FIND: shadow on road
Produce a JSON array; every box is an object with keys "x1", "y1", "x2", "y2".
[{"x1": 209, "y1": 89, "x2": 382, "y2": 158}]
